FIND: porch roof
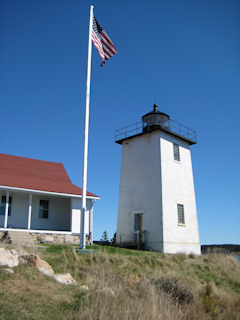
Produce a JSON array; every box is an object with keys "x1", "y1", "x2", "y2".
[{"x1": 0, "y1": 153, "x2": 98, "y2": 198}]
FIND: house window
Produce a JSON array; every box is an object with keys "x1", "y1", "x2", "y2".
[
  {"x1": 177, "y1": 204, "x2": 185, "y2": 225},
  {"x1": 39, "y1": 200, "x2": 49, "y2": 219},
  {"x1": 173, "y1": 143, "x2": 180, "y2": 161},
  {"x1": 0, "y1": 196, "x2": 12, "y2": 216}
]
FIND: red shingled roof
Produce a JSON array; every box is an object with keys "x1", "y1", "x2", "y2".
[{"x1": 0, "y1": 153, "x2": 98, "y2": 198}]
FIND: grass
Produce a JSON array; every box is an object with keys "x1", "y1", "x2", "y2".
[{"x1": 0, "y1": 243, "x2": 240, "y2": 320}]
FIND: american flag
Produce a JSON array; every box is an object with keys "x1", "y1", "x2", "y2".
[{"x1": 92, "y1": 15, "x2": 117, "y2": 67}]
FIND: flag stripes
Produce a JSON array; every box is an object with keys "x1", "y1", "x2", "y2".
[
  {"x1": 92, "y1": 31, "x2": 105, "y2": 59},
  {"x1": 92, "y1": 15, "x2": 117, "y2": 67}
]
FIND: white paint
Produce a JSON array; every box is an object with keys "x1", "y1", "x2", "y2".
[
  {"x1": 160, "y1": 131, "x2": 200, "y2": 254},
  {"x1": 0, "y1": 188, "x2": 96, "y2": 239},
  {"x1": 0, "y1": 192, "x2": 71, "y2": 231},
  {"x1": 89, "y1": 205, "x2": 93, "y2": 245},
  {"x1": 27, "y1": 194, "x2": 32, "y2": 230},
  {"x1": 71, "y1": 198, "x2": 91, "y2": 235},
  {"x1": 4, "y1": 191, "x2": 9, "y2": 228},
  {"x1": 116, "y1": 129, "x2": 200, "y2": 255},
  {"x1": 80, "y1": 5, "x2": 94, "y2": 250},
  {"x1": 71, "y1": 198, "x2": 81, "y2": 234}
]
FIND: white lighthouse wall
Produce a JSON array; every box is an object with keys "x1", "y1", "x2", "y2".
[
  {"x1": 160, "y1": 131, "x2": 200, "y2": 255},
  {"x1": 116, "y1": 131, "x2": 163, "y2": 250}
]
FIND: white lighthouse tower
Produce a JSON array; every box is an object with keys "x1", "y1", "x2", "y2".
[{"x1": 115, "y1": 104, "x2": 200, "y2": 255}]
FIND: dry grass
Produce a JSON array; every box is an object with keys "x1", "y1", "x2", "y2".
[{"x1": 0, "y1": 244, "x2": 240, "y2": 320}]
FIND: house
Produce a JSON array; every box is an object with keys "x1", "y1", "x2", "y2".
[
  {"x1": 0, "y1": 153, "x2": 99, "y2": 245},
  {"x1": 115, "y1": 105, "x2": 200, "y2": 255}
]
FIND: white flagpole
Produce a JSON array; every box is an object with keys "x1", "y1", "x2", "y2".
[{"x1": 80, "y1": 5, "x2": 94, "y2": 249}]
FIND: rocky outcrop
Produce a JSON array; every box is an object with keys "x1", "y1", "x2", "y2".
[
  {"x1": 0, "y1": 248, "x2": 19, "y2": 268},
  {"x1": 23, "y1": 254, "x2": 55, "y2": 276},
  {"x1": 0, "y1": 247, "x2": 77, "y2": 286}
]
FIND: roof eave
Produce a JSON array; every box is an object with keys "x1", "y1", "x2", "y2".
[{"x1": 0, "y1": 185, "x2": 100, "y2": 200}]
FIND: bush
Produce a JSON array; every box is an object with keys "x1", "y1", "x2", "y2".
[
  {"x1": 200, "y1": 282, "x2": 218, "y2": 317},
  {"x1": 152, "y1": 277, "x2": 194, "y2": 304}
]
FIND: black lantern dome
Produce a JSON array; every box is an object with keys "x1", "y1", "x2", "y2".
[{"x1": 142, "y1": 104, "x2": 170, "y2": 133}]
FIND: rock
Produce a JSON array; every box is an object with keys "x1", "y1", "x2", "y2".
[
  {"x1": 53, "y1": 273, "x2": 77, "y2": 285},
  {"x1": 35, "y1": 256, "x2": 51, "y2": 269},
  {"x1": 0, "y1": 248, "x2": 19, "y2": 268},
  {"x1": 18, "y1": 256, "x2": 28, "y2": 265},
  {"x1": 3, "y1": 268, "x2": 14, "y2": 274},
  {"x1": 79, "y1": 285, "x2": 89, "y2": 291},
  {"x1": 17, "y1": 248, "x2": 28, "y2": 264},
  {"x1": 38, "y1": 265, "x2": 54, "y2": 277},
  {"x1": 23, "y1": 254, "x2": 54, "y2": 276},
  {"x1": 0, "y1": 248, "x2": 77, "y2": 287},
  {"x1": 23, "y1": 254, "x2": 37, "y2": 266},
  {"x1": 10, "y1": 249, "x2": 18, "y2": 256},
  {"x1": 34, "y1": 256, "x2": 54, "y2": 276},
  {"x1": 37, "y1": 234, "x2": 44, "y2": 242},
  {"x1": 55, "y1": 237, "x2": 64, "y2": 244},
  {"x1": 64, "y1": 235, "x2": 73, "y2": 243},
  {"x1": 44, "y1": 235, "x2": 54, "y2": 243}
]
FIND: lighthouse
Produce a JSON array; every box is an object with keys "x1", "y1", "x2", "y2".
[{"x1": 115, "y1": 104, "x2": 200, "y2": 255}]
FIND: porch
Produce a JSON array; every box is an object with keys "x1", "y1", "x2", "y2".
[{"x1": 0, "y1": 188, "x2": 94, "y2": 244}]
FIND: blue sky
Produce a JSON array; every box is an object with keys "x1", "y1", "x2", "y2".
[{"x1": 1, "y1": 0, "x2": 239, "y2": 244}]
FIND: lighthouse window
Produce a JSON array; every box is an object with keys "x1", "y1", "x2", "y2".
[
  {"x1": 177, "y1": 204, "x2": 185, "y2": 225},
  {"x1": 173, "y1": 143, "x2": 180, "y2": 162}
]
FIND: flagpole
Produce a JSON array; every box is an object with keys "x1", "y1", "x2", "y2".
[{"x1": 80, "y1": 5, "x2": 94, "y2": 249}]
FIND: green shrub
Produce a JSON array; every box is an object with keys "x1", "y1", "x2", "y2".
[{"x1": 200, "y1": 282, "x2": 218, "y2": 317}]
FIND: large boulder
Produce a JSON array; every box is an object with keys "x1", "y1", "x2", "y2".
[
  {"x1": 53, "y1": 273, "x2": 77, "y2": 285},
  {"x1": 22, "y1": 254, "x2": 54, "y2": 276},
  {"x1": 0, "y1": 248, "x2": 19, "y2": 268}
]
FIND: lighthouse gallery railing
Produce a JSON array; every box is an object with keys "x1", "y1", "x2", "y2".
[{"x1": 115, "y1": 119, "x2": 197, "y2": 144}]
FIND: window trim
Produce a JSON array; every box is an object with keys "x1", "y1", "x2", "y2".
[
  {"x1": 39, "y1": 199, "x2": 49, "y2": 219},
  {"x1": 0, "y1": 195, "x2": 12, "y2": 216},
  {"x1": 177, "y1": 204, "x2": 185, "y2": 226},
  {"x1": 173, "y1": 143, "x2": 180, "y2": 162}
]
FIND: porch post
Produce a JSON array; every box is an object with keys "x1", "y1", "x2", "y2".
[
  {"x1": 27, "y1": 194, "x2": 32, "y2": 230},
  {"x1": 4, "y1": 191, "x2": 9, "y2": 228},
  {"x1": 89, "y1": 205, "x2": 93, "y2": 245}
]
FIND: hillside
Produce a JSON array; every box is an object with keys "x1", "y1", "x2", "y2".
[{"x1": 0, "y1": 244, "x2": 240, "y2": 320}]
